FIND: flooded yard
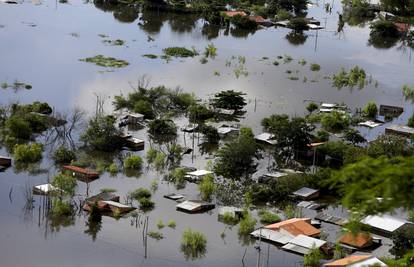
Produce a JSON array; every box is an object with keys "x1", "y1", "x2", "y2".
[{"x1": 0, "y1": 0, "x2": 413, "y2": 266}]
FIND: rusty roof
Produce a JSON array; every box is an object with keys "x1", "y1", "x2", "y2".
[
  {"x1": 265, "y1": 218, "x2": 320, "y2": 237},
  {"x1": 340, "y1": 232, "x2": 372, "y2": 248},
  {"x1": 222, "y1": 11, "x2": 247, "y2": 17},
  {"x1": 324, "y1": 255, "x2": 372, "y2": 266}
]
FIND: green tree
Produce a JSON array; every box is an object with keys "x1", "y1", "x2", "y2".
[
  {"x1": 5, "y1": 116, "x2": 32, "y2": 140},
  {"x1": 13, "y1": 143, "x2": 43, "y2": 163},
  {"x1": 390, "y1": 226, "x2": 414, "y2": 259},
  {"x1": 344, "y1": 129, "x2": 366, "y2": 145},
  {"x1": 363, "y1": 101, "x2": 378, "y2": 118},
  {"x1": 303, "y1": 246, "x2": 322, "y2": 267},
  {"x1": 367, "y1": 134, "x2": 414, "y2": 158},
  {"x1": 52, "y1": 173, "x2": 77, "y2": 197},
  {"x1": 81, "y1": 116, "x2": 123, "y2": 151},
  {"x1": 212, "y1": 90, "x2": 247, "y2": 110},
  {"x1": 214, "y1": 127, "x2": 261, "y2": 180},
  {"x1": 123, "y1": 155, "x2": 143, "y2": 170},
  {"x1": 306, "y1": 102, "x2": 318, "y2": 113},
  {"x1": 148, "y1": 119, "x2": 177, "y2": 136},
  {"x1": 198, "y1": 173, "x2": 215, "y2": 200},
  {"x1": 53, "y1": 146, "x2": 76, "y2": 164}
]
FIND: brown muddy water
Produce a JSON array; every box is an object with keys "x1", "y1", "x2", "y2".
[{"x1": 0, "y1": 0, "x2": 412, "y2": 266}]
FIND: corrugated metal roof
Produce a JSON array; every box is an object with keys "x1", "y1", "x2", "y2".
[
  {"x1": 324, "y1": 255, "x2": 372, "y2": 266},
  {"x1": 293, "y1": 187, "x2": 318, "y2": 197},
  {"x1": 187, "y1": 170, "x2": 213, "y2": 177},
  {"x1": 251, "y1": 228, "x2": 294, "y2": 245},
  {"x1": 101, "y1": 201, "x2": 131, "y2": 208},
  {"x1": 340, "y1": 232, "x2": 372, "y2": 248},
  {"x1": 362, "y1": 215, "x2": 409, "y2": 233},
  {"x1": 287, "y1": 234, "x2": 326, "y2": 249},
  {"x1": 282, "y1": 243, "x2": 311, "y2": 255}
]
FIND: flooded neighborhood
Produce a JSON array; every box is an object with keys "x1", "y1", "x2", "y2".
[{"x1": 0, "y1": 0, "x2": 414, "y2": 266}]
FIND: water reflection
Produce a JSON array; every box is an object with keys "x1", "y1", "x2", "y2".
[{"x1": 285, "y1": 30, "x2": 308, "y2": 46}]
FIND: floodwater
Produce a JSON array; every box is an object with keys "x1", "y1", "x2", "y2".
[{"x1": 0, "y1": 0, "x2": 412, "y2": 266}]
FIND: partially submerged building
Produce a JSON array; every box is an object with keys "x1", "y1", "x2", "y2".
[
  {"x1": 33, "y1": 183, "x2": 63, "y2": 195},
  {"x1": 361, "y1": 215, "x2": 411, "y2": 236},
  {"x1": 385, "y1": 125, "x2": 414, "y2": 138},
  {"x1": 255, "y1": 132, "x2": 277, "y2": 145},
  {"x1": 251, "y1": 218, "x2": 320, "y2": 245},
  {"x1": 124, "y1": 137, "x2": 145, "y2": 151},
  {"x1": 185, "y1": 170, "x2": 213, "y2": 182},
  {"x1": 176, "y1": 200, "x2": 215, "y2": 213},
  {"x1": 62, "y1": 165, "x2": 100, "y2": 182},
  {"x1": 282, "y1": 234, "x2": 327, "y2": 255},
  {"x1": 323, "y1": 254, "x2": 386, "y2": 267},
  {"x1": 0, "y1": 156, "x2": 11, "y2": 167},
  {"x1": 164, "y1": 193, "x2": 185, "y2": 201},
  {"x1": 83, "y1": 192, "x2": 135, "y2": 215},
  {"x1": 339, "y1": 232, "x2": 373, "y2": 249},
  {"x1": 292, "y1": 187, "x2": 320, "y2": 200}
]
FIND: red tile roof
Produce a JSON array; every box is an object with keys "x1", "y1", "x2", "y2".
[
  {"x1": 340, "y1": 232, "x2": 373, "y2": 248},
  {"x1": 265, "y1": 218, "x2": 320, "y2": 237}
]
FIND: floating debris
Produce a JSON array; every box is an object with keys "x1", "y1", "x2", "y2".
[
  {"x1": 80, "y1": 55, "x2": 129, "y2": 68},
  {"x1": 102, "y1": 39, "x2": 125, "y2": 46},
  {"x1": 1, "y1": 81, "x2": 32, "y2": 90},
  {"x1": 142, "y1": 54, "x2": 157, "y2": 59},
  {"x1": 69, "y1": 32, "x2": 80, "y2": 38}
]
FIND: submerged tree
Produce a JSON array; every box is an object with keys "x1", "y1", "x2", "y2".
[
  {"x1": 212, "y1": 90, "x2": 247, "y2": 111},
  {"x1": 81, "y1": 116, "x2": 123, "y2": 151}
]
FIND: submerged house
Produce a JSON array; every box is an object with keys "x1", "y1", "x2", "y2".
[
  {"x1": 292, "y1": 187, "x2": 320, "y2": 200},
  {"x1": 83, "y1": 192, "x2": 135, "y2": 215},
  {"x1": 361, "y1": 215, "x2": 411, "y2": 236},
  {"x1": 281, "y1": 234, "x2": 327, "y2": 255},
  {"x1": 339, "y1": 232, "x2": 373, "y2": 249},
  {"x1": 0, "y1": 156, "x2": 11, "y2": 167},
  {"x1": 385, "y1": 125, "x2": 414, "y2": 138},
  {"x1": 176, "y1": 200, "x2": 215, "y2": 213},
  {"x1": 33, "y1": 183, "x2": 63, "y2": 195},
  {"x1": 323, "y1": 254, "x2": 386, "y2": 266},
  {"x1": 124, "y1": 137, "x2": 145, "y2": 151},
  {"x1": 63, "y1": 165, "x2": 100, "y2": 182},
  {"x1": 255, "y1": 132, "x2": 277, "y2": 145},
  {"x1": 251, "y1": 218, "x2": 320, "y2": 245},
  {"x1": 185, "y1": 170, "x2": 213, "y2": 182}
]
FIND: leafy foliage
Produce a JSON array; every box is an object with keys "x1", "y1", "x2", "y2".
[
  {"x1": 163, "y1": 47, "x2": 198, "y2": 57},
  {"x1": 212, "y1": 90, "x2": 247, "y2": 110},
  {"x1": 238, "y1": 211, "x2": 256, "y2": 235},
  {"x1": 81, "y1": 116, "x2": 123, "y2": 151},
  {"x1": 198, "y1": 173, "x2": 215, "y2": 200},
  {"x1": 52, "y1": 173, "x2": 77, "y2": 196},
  {"x1": 13, "y1": 143, "x2": 43, "y2": 163},
  {"x1": 53, "y1": 146, "x2": 76, "y2": 164},
  {"x1": 123, "y1": 155, "x2": 143, "y2": 170},
  {"x1": 181, "y1": 228, "x2": 207, "y2": 260},
  {"x1": 363, "y1": 101, "x2": 378, "y2": 118}
]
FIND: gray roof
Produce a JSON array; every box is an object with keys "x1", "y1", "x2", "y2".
[
  {"x1": 251, "y1": 228, "x2": 294, "y2": 245},
  {"x1": 282, "y1": 234, "x2": 326, "y2": 255},
  {"x1": 293, "y1": 187, "x2": 319, "y2": 197},
  {"x1": 386, "y1": 125, "x2": 414, "y2": 135},
  {"x1": 362, "y1": 215, "x2": 410, "y2": 233}
]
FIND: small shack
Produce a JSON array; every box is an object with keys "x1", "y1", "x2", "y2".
[
  {"x1": 0, "y1": 156, "x2": 11, "y2": 167},
  {"x1": 217, "y1": 126, "x2": 239, "y2": 137},
  {"x1": 385, "y1": 125, "x2": 414, "y2": 138},
  {"x1": 292, "y1": 187, "x2": 320, "y2": 200},
  {"x1": 176, "y1": 200, "x2": 215, "y2": 213},
  {"x1": 361, "y1": 215, "x2": 411, "y2": 236},
  {"x1": 339, "y1": 232, "x2": 373, "y2": 249},
  {"x1": 124, "y1": 137, "x2": 145, "y2": 151},
  {"x1": 185, "y1": 170, "x2": 213, "y2": 182},
  {"x1": 218, "y1": 206, "x2": 244, "y2": 219},
  {"x1": 297, "y1": 201, "x2": 326, "y2": 210},
  {"x1": 282, "y1": 234, "x2": 327, "y2": 255},
  {"x1": 123, "y1": 113, "x2": 144, "y2": 124},
  {"x1": 258, "y1": 171, "x2": 289, "y2": 183},
  {"x1": 323, "y1": 254, "x2": 386, "y2": 267},
  {"x1": 379, "y1": 105, "x2": 403, "y2": 117},
  {"x1": 100, "y1": 200, "x2": 136, "y2": 214},
  {"x1": 63, "y1": 165, "x2": 99, "y2": 181},
  {"x1": 33, "y1": 183, "x2": 63, "y2": 195},
  {"x1": 315, "y1": 212, "x2": 348, "y2": 226},
  {"x1": 255, "y1": 132, "x2": 277, "y2": 145}
]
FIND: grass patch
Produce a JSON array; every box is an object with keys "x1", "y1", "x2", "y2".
[
  {"x1": 167, "y1": 220, "x2": 176, "y2": 228},
  {"x1": 238, "y1": 212, "x2": 256, "y2": 235},
  {"x1": 310, "y1": 63, "x2": 321, "y2": 71},
  {"x1": 102, "y1": 39, "x2": 125, "y2": 46},
  {"x1": 181, "y1": 228, "x2": 207, "y2": 259},
  {"x1": 148, "y1": 231, "x2": 164, "y2": 240},
  {"x1": 258, "y1": 210, "x2": 281, "y2": 224},
  {"x1": 80, "y1": 55, "x2": 129, "y2": 68},
  {"x1": 157, "y1": 220, "x2": 165, "y2": 229},
  {"x1": 142, "y1": 54, "x2": 158, "y2": 59}
]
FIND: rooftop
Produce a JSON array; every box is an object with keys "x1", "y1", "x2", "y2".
[
  {"x1": 362, "y1": 215, "x2": 409, "y2": 233},
  {"x1": 340, "y1": 232, "x2": 372, "y2": 248},
  {"x1": 265, "y1": 218, "x2": 320, "y2": 237},
  {"x1": 324, "y1": 255, "x2": 386, "y2": 267}
]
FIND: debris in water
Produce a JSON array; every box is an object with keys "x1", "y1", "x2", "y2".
[{"x1": 80, "y1": 55, "x2": 129, "y2": 68}]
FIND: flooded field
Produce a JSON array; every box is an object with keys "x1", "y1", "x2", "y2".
[{"x1": 0, "y1": 0, "x2": 413, "y2": 266}]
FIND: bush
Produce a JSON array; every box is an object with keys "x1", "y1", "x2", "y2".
[
  {"x1": 198, "y1": 173, "x2": 215, "y2": 201},
  {"x1": 188, "y1": 104, "x2": 214, "y2": 123},
  {"x1": 108, "y1": 163, "x2": 118, "y2": 174},
  {"x1": 181, "y1": 228, "x2": 207, "y2": 259},
  {"x1": 52, "y1": 173, "x2": 77, "y2": 196},
  {"x1": 304, "y1": 246, "x2": 323, "y2": 267},
  {"x1": 81, "y1": 116, "x2": 123, "y2": 151},
  {"x1": 5, "y1": 116, "x2": 32, "y2": 140},
  {"x1": 133, "y1": 99, "x2": 154, "y2": 119},
  {"x1": 200, "y1": 125, "x2": 220, "y2": 143},
  {"x1": 258, "y1": 210, "x2": 281, "y2": 224},
  {"x1": 163, "y1": 47, "x2": 198, "y2": 57},
  {"x1": 167, "y1": 220, "x2": 176, "y2": 228},
  {"x1": 221, "y1": 212, "x2": 239, "y2": 225},
  {"x1": 170, "y1": 167, "x2": 186, "y2": 185},
  {"x1": 287, "y1": 17, "x2": 308, "y2": 31},
  {"x1": 310, "y1": 63, "x2": 321, "y2": 71},
  {"x1": 306, "y1": 102, "x2": 318, "y2": 113},
  {"x1": 370, "y1": 20, "x2": 399, "y2": 38},
  {"x1": 100, "y1": 188, "x2": 117, "y2": 193},
  {"x1": 148, "y1": 119, "x2": 177, "y2": 136},
  {"x1": 212, "y1": 90, "x2": 247, "y2": 111},
  {"x1": 146, "y1": 148, "x2": 158, "y2": 164},
  {"x1": 408, "y1": 115, "x2": 414, "y2": 127},
  {"x1": 157, "y1": 220, "x2": 165, "y2": 229},
  {"x1": 53, "y1": 146, "x2": 76, "y2": 164},
  {"x1": 148, "y1": 231, "x2": 163, "y2": 240},
  {"x1": 275, "y1": 9, "x2": 292, "y2": 21},
  {"x1": 363, "y1": 101, "x2": 378, "y2": 118},
  {"x1": 315, "y1": 130, "x2": 330, "y2": 142},
  {"x1": 238, "y1": 211, "x2": 256, "y2": 235},
  {"x1": 230, "y1": 15, "x2": 257, "y2": 30},
  {"x1": 138, "y1": 197, "x2": 154, "y2": 210},
  {"x1": 123, "y1": 155, "x2": 143, "y2": 170},
  {"x1": 130, "y1": 187, "x2": 151, "y2": 200},
  {"x1": 13, "y1": 143, "x2": 43, "y2": 163}
]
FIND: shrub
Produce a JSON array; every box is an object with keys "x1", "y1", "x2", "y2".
[
  {"x1": 200, "y1": 125, "x2": 220, "y2": 143},
  {"x1": 287, "y1": 18, "x2": 308, "y2": 31},
  {"x1": 275, "y1": 9, "x2": 292, "y2": 21},
  {"x1": 146, "y1": 148, "x2": 158, "y2": 164},
  {"x1": 221, "y1": 212, "x2": 239, "y2": 225},
  {"x1": 306, "y1": 102, "x2": 318, "y2": 113},
  {"x1": 151, "y1": 180, "x2": 158, "y2": 192},
  {"x1": 50, "y1": 199, "x2": 73, "y2": 217},
  {"x1": 163, "y1": 47, "x2": 198, "y2": 58},
  {"x1": 148, "y1": 231, "x2": 163, "y2": 240},
  {"x1": 303, "y1": 246, "x2": 323, "y2": 267},
  {"x1": 403, "y1": 85, "x2": 414, "y2": 100},
  {"x1": 5, "y1": 116, "x2": 32, "y2": 140},
  {"x1": 258, "y1": 210, "x2": 281, "y2": 224},
  {"x1": 180, "y1": 228, "x2": 207, "y2": 259},
  {"x1": 13, "y1": 143, "x2": 43, "y2": 163},
  {"x1": 170, "y1": 167, "x2": 186, "y2": 185},
  {"x1": 100, "y1": 188, "x2": 117, "y2": 193},
  {"x1": 133, "y1": 100, "x2": 154, "y2": 119},
  {"x1": 148, "y1": 119, "x2": 177, "y2": 136},
  {"x1": 81, "y1": 116, "x2": 123, "y2": 151},
  {"x1": 167, "y1": 220, "x2": 176, "y2": 228},
  {"x1": 204, "y1": 43, "x2": 217, "y2": 58},
  {"x1": 154, "y1": 152, "x2": 166, "y2": 170},
  {"x1": 157, "y1": 220, "x2": 165, "y2": 229},
  {"x1": 238, "y1": 211, "x2": 256, "y2": 235},
  {"x1": 198, "y1": 174, "x2": 215, "y2": 201},
  {"x1": 53, "y1": 146, "x2": 76, "y2": 164},
  {"x1": 188, "y1": 104, "x2": 214, "y2": 123},
  {"x1": 408, "y1": 115, "x2": 414, "y2": 128},
  {"x1": 123, "y1": 155, "x2": 143, "y2": 170},
  {"x1": 315, "y1": 130, "x2": 330, "y2": 142},
  {"x1": 108, "y1": 163, "x2": 118, "y2": 174},
  {"x1": 138, "y1": 197, "x2": 154, "y2": 210},
  {"x1": 130, "y1": 187, "x2": 151, "y2": 200},
  {"x1": 310, "y1": 63, "x2": 321, "y2": 71},
  {"x1": 52, "y1": 173, "x2": 77, "y2": 196},
  {"x1": 363, "y1": 101, "x2": 378, "y2": 118}
]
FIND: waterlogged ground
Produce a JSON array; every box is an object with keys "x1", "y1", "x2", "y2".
[{"x1": 0, "y1": 0, "x2": 412, "y2": 266}]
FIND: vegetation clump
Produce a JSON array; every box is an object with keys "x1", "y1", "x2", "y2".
[
  {"x1": 123, "y1": 155, "x2": 143, "y2": 170},
  {"x1": 310, "y1": 63, "x2": 321, "y2": 71},
  {"x1": 238, "y1": 211, "x2": 256, "y2": 235},
  {"x1": 80, "y1": 55, "x2": 129, "y2": 68},
  {"x1": 52, "y1": 173, "x2": 77, "y2": 196},
  {"x1": 167, "y1": 220, "x2": 176, "y2": 228},
  {"x1": 403, "y1": 85, "x2": 414, "y2": 101},
  {"x1": 130, "y1": 187, "x2": 151, "y2": 200},
  {"x1": 332, "y1": 66, "x2": 366, "y2": 89},
  {"x1": 198, "y1": 173, "x2": 215, "y2": 200},
  {"x1": 180, "y1": 228, "x2": 207, "y2": 260},
  {"x1": 148, "y1": 119, "x2": 177, "y2": 136},
  {"x1": 148, "y1": 231, "x2": 164, "y2": 240},
  {"x1": 321, "y1": 111, "x2": 350, "y2": 132},
  {"x1": 53, "y1": 146, "x2": 76, "y2": 164},
  {"x1": 163, "y1": 47, "x2": 198, "y2": 58},
  {"x1": 363, "y1": 101, "x2": 378, "y2": 118},
  {"x1": 204, "y1": 43, "x2": 217, "y2": 58},
  {"x1": 287, "y1": 17, "x2": 308, "y2": 31},
  {"x1": 212, "y1": 90, "x2": 247, "y2": 111},
  {"x1": 220, "y1": 211, "x2": 239, "y2": 225},
  {"x1": 142, "y1": 54, "x2": 158, "y2": 59},
  {"x1": 258, "y1": 210, "x2": 281, "y2": 224}
]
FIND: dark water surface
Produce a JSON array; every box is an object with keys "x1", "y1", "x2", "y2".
[{"x1": 0, "y1": 0, "x2": 412, "y2": 266}]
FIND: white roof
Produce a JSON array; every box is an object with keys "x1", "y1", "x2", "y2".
[
  {"x1": 217, "y1": 126, "x2": 238, "y2": 135},
  {"x1": 350, "y1": 257, "x2": 386, "y2": 267},
  {"x1": 307, "y1": 24, "x2": 324, "y2": 29},
  {"x1": 293, "y1": 187, "x2": 319, "y2": 197},
  {"x1": 321, "y1": 103, "x2": 337, "y2": 108},
  {"x1": 386, "y1": 125, "x2": 414, "y2": 134},
  {"x1": 176, "y1": 200, "x2": 204, "y2": 211},
  {"x1": 288, "y1": 234, "x2": 326, "y2": 249},
  {"x1": 126, "y1": 113, "x2": 144, "y2": 118},
  {"x1": 251, "y1": 228, "x2": 294, "y2": 245},
  {"x1": 264, "y1": 172, "x2": 288, "y2": 178},
  {"x1": 218, "y1": 206, "x2": 243, "y2": 216},
  {"x1": 255, "y1": 133, "x2": 277, "y2": 145},
  {"x1": 130, "y1": 137, "x2": 144, "y2": 143},
  {"x1": 359, "y1": 121, "x2": 382, "y2": 128},
  {"x1": 187, "y1": 170, "x2": 213, "y2": 177},
  {"x1": 362, "y1": 215, "x2": 409, "y2": 233},
  {"x1": 319, "y1": 108, "x2": 333, "y2": 113},
  {"x1": 33, "y1": 183, "x2": 61, "y2": 193},
  {"x1": 101, "y1": 201, "x2": 131, "y2": 208}
]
